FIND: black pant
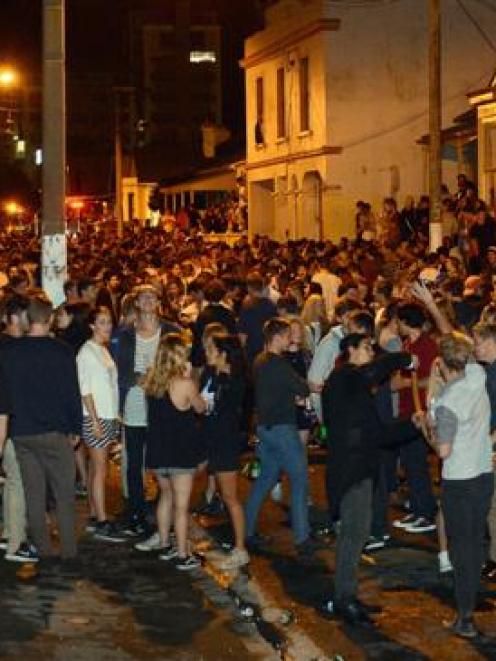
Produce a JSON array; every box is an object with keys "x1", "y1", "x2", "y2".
[
  {"x1": 442, "y1": 472, "x2": 494, "y2": 618},
  {"x1": 334, "y1": 478, "x2": 372, "y2": 602},
  {"x1": 125, "y1": 426, "x2": 147, "y2": 519},
  {"x1": 400, "y1": 433, "x2": 437, "y2": 519}
]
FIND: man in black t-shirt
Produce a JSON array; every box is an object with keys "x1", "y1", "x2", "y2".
[
  {"x1": 1, "y1": 293, "x2": 82, "y2": 561},
  {"x1": 238, "y1": 273, "x2": 277, "y2": 365}
]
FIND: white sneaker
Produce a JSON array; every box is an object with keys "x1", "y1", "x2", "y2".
[
  {"x1": 218, "y1": 548, "x2": 250, "y2": 571},
  {"x1": 392, "y1": 513, "x2": 417, "y2": 529},
  {"x1": 270, "y1": 482, "x2": 283, "y2": 503},
  {"x1": 134, "y1": 531, "x2": 161, "y2": 552}
]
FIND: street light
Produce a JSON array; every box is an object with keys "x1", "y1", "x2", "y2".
[
  {"x1": 4, "y1": 201, "x2": 23, "y2": 215},
  {"x1": 0, "y1": 68, "x2": 19, "y2": 88},
  {"x1": 4, "y1": 200, "x2": 24, "y2": 233}
]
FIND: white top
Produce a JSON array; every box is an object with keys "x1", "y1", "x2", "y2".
[
  {"x1": 311, "y1": 270, "x2": 341, "y2": 320},
  {"x1": 124, "y1": 330, "x2": 161, "y2": 427},
  {"x1": 430, "y1": 363, "x2": 493, "y2": 480},
  {"x1": 77, "y1": 340, "x2": 119, "y2": 420}
]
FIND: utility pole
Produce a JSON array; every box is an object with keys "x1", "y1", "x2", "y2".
[
  {"x1": 42, "y1": 0, "x2": 67, "y2": 306},
  {"x1": 114, "y1": 91, "x2": 123, "y2": 238},
  {"x1": 428, "y1": 0, "x2": 442, "y2": 251},
  {"x1": 113, "y1": 87, "x2": 135, "y2": 237}
]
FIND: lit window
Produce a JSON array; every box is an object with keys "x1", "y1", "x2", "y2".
[
  {"x1": 299, "y1": 57, "x2": 310, "y2": 132},
  {"x1": 277, "y1": 68, "x2": 285, "y2": 139},
  {"x1": 190, "y1": 51, "x2": 217, "y2": 64}
]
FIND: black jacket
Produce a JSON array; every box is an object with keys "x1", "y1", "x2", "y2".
[
  {"x1": 191, "y1": 304, "x2": 238, "y2": 368},
  {"x1": 111, "y1": 320, "x2": 179, "y2": 411},
  {"x1": 322, "y1": 351, "x2": 416, "y2": 517}
]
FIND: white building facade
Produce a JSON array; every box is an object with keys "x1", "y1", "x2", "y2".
[{"x1": 243, "y1": 0, "x2": 496, "y2": 241}]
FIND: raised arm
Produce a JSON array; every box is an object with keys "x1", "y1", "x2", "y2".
[
  {"x1": 359, "y1": 351, "x2": 413, "y2": 388},
  {"x1": 411, "y1": 281, "x2": 453, "y2": 334}
]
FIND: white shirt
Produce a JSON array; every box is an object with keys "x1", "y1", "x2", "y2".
[
  {"x1": 77, "y1": 340, "x2": 119, "y2": 420},
  {"x1": 124, "y1": 330, "x2": 161, "y2": 427},
  {"x1": 311, "y1": 270, "x2": 341, "y2": 320},
  {"x1": 308, "y1": 324, "x2": 345, "y2": 421}
]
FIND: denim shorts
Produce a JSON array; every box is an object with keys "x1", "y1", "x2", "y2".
[{"x1": 154, "y1": 467, "x2": 196, "y2": 478}]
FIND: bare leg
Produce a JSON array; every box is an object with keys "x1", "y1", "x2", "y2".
[
  {"x1": 156, "y1": 475, "x2": 173, "y2": 547},
  {"x1": 75, "y1": 444, "x2": 88, "y2": 487},
  {"x1": 88, "y1": 447, "x2": 108, "y2": 522},
  {"x1": 206, "y1": 473, "x2": 216, "y2": 502},
  {"x1": 217, "y1": 471, "x2": 245, "y2": 551},
  {"x1": 171, "y1": 473, "x2": 194, "y2": 557},
  {"x1": 87, "y1": 459, "x2": 95, "y2": 517},
  {"x1": 437, "y1": 507, "x2": 448, "y2": 552}
]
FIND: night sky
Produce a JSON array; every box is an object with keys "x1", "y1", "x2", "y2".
[{"x1": 0, "y1": 0, "x2": 263, "y2": 85}]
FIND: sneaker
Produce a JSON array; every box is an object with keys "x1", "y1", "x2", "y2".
[
  {"x1": 245, "y1": 533, "x2": 272, "y2": 552},
  {"x1": 0, "y1": 537, "x2": 8, "y2": 551},
  {"x1": 5, "y1": 542, "x2": 39, "y2": 563},
  {"x1": 363, "y1": 535, "x2": 389, "y2": 553},
  {"x1": 392, "y1": 513, "x2": 416, "y2": 529},
  {"x1": 404, "y1": 517, "x2": 436, "y2": 534},
  {"x1": 193, "y1": 492, "x2": 215, "y2": 515},
  {"x1": 439, "y1": 556, "x2": 454, "y2": 575},
  {"x1": 202, "y1": 493, "x2": 225, "y2": 516},
  {"x1": 444, "y1": 616, "x2": 480, "y2": 639},
  {"x1": 85, "y1": 517, "x2": 97, "y2": 533},
  {"x1": 120, "y1": 518, "x2": 150, "y2": 538},
  {"x1": 75, "y1": 482, "x2": 88, "y2": 498},
  {"x1": 93, "y1": 521, "x2": 127, "y2": 543},
  {"x1": 296, "y1": 537, "x2": 325, "y2": 560},
  {"x1": 175, "y1": 554, "x2": 201, "y2": 571},
  {"x1": 218, "y1": 548, "x2": 250, "y2": 571},
  {"x1": 482, "y1": 559, "x2": 496, "y2": 581},
  {"x1": 135, "y1": 531, "x2": 161, "y2": 552},
  {"x1": 270, "y1": 482, "x2": 283, "y2": 503},
  {"x1": 158, "y1": 545, "x2": 178, "y2": 561}
]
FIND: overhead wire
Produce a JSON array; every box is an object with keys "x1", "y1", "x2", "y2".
[
  {"x1": 471, "y1": 0, "x2": 496, "y2": 16},
  {"x1": 456, "y1": 0, "x2": 496, "y2": 54}
]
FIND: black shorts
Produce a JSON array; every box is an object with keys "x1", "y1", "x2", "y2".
[{"x1": 207, "y1": 437, "x2": 241, "y2": 473}]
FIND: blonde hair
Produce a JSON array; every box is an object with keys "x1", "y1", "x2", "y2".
[
  {"x1": 439, "y1": 331, "x2": 473, "y2": 372},
  {"x1": 301, "y1": 294, "x2": 326, "y2": 325},
  {"x1": 289, "y1": 316, "x2": 309, "y2": 351},
  {"x1": 145, "y1": 333, "x2": 190, "y2": 398}
]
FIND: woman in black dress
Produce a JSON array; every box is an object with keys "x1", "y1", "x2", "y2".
[
  {"x1": 145, "y1": 333, "x2": 206, "y2": 571},
  {"x1": 203, "y1": 333, "x2": 249, "y2": 570}
]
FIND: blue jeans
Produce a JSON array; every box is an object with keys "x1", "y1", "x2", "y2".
[{"x1": 245, "y1": 424, "x2": 309, "y2": 545}]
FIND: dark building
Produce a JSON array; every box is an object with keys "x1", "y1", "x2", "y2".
[{"x1": 0, "y1": 0, "x2": 262, "y2": 199}]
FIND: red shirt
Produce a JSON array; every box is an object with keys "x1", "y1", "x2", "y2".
[{"x1": 399, "y1": 332, "x2": 438, "y2": 417}]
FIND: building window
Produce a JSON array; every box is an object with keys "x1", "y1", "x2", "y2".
[
  {"x1": 189, "y1": 51, "x2": 216, "y2": 64},
  {"x1": 255, "y1": 76, "x2": 265, "y2": 145},
  {"x1": 299, "y1": 57, "x2": 310, "y2": 132},
  {"x1": 277, "y1": 67, "x2": 285, "y2": 139}
]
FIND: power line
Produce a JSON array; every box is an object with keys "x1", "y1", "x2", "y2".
[
  {"x1": 456, "y1": 0, "x2": 496, "y2": 54},
  {"x1": 472, "y1": 0, "x2": 496, "y2": 16}
]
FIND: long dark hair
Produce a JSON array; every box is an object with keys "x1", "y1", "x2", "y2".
[{"x1": 210, "y1": 333, "x2": 246, "y2": 377}]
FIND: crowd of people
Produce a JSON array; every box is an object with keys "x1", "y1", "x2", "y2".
[
  {"x1": 0, "y1": 178, "x2": 496, "y2": 640},
  {"x1": 161, "y1": 192, "x2": 247, "y2": 234}
]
